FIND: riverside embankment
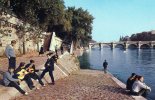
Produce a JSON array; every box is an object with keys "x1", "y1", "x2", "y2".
[
  {"x1": 12, "y1": 70, "x2": 134, "y2": 100},
  {"x1": 79, "y1": 48, "x2": 153, "y2": 100},
  {"x1": 0, "y1": 50, "x2": 145, "y2": 100}
]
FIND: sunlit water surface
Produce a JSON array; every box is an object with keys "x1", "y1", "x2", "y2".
[{"x1": 79, "y1": 48, "x2": 155, "y2": 100}]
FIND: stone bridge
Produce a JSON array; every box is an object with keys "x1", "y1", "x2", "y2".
[{"x1": 89, "y1": 41, "x2": 155, "y2": 49}]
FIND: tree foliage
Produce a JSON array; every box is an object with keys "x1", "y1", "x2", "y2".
[
  {"x1": 0, "y1": 0, "x2": 94, "y2": 48},
  {"x1": 8, "y1": 0, "x2": 65, "y2": 31},
  {"x1": 65, "y1": 7, "x2": 94, "y2": 47}
]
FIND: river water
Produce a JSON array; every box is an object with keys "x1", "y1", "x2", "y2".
[{"x1": 78, "y1": 47, "x2": 155, "y2": 100}]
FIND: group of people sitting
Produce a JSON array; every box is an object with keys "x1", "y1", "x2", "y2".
[
  {"x1": 126, "y1": 73, "x2": 151, "y2": 97},
  {"x1": 3, "y1": 52, "x2": 57, "y2": 95}
]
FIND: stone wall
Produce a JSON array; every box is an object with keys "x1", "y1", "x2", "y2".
[
  {"x1": 0, "y1": 9, "x2": 44, "y2": 56},
  {"x1": 0, "y1": 31, "x2": 19, "y2": 56}
]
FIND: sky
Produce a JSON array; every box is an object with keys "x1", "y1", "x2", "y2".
[{"x1": 64, "y1": 0, "x2": 155, "y2": 42}]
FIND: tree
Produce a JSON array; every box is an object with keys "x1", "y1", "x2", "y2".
[
  {"x1": 0, "y1": 0, "x2": 10, "y2": 7},
  {"x1": 15, "y1": 24, "x2": 45, "y2": 54},
  {"x1": 66, "y1": 7, "x2": 94, "y2": 49},
  {"x1": 8, "y1": 0, "x2": 65, "y2": 32},
  {"x1": 1, "y1": 0, "x2": 94, "y2": 51}
]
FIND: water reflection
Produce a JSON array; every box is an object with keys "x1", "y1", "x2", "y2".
[
  {"x1": 78, "y1": 52, "x2": 90, "y2": 69},
  {"x1": 79, "y1": 48, "x2": 155, "y2": 100}
]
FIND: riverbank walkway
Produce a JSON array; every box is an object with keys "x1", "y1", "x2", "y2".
[
  {"x1": 0, "y1": 50, "x2": 146, "y2": 100},
  {"x1": 12, "y1": 70, "x2": 133, "y2": 100}
]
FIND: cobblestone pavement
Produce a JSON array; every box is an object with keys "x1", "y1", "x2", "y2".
[{"x1": 12, "y1": 70, "x2": 133, "y2": 100}]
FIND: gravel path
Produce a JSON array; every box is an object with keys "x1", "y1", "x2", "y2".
[{"x1": 12, "y1": 70, "x2": 133, "y2": 100}]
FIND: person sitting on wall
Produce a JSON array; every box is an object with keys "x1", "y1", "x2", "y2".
[
  {"x1": 126, "y1": 73, "x2": 136, "y2": 91},
  {"x1": 40, "y1": 52, "x2": 55, "y2": 85},
  {"x1": 25, "y1": 60, "x2": 45, "y2": 87},
  {"x1": 14, "y1": 62, "x2": 35, "y2": 90},
  {"x1": 132, "y1": 75, "x2": 151, "y2": 97},
  {"x1": 3, "y1": 67, "x2": 28, "y2": 95}
]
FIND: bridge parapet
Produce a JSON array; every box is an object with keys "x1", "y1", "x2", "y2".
[{"x1": 89, "y1": 41, "x2": 155, "y2": 49}]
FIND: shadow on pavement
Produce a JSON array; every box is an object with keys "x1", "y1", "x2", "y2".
[{"x1": 0, "y1": 70, "x2": 4, "y2": 86}]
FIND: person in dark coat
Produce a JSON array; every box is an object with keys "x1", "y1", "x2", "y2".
[
  {"x1": 39, "y1": 45, "x2": 44, "y2": 56},
  {"x1": 126, "y1": 73, "x2": 136, "y2": 91},
  {"x1": 40, "y1": 52, "x2": 55, "y2": 85},
  {"x1": 103, "y1": 60, "x2": 108, "y2": 73},
  {"x1": 25, "y1": 60, "x2": 45, "y2": 86},
  {"x1": 60, "y1": 44, "x2": 64, "y2": 54}
]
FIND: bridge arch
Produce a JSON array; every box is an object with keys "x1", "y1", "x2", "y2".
[
  {"x1": 102, "y1": 44, "x2": 111, "y2": 48},
  {"x1": 140, "y1": 44, "x2": 150, "y2": 49},
  {"x1": 153, "y1": 45, "x2": 155, "y2": 49},
  {"x1": 115, "y1": 44, "x2": 124, "y2": 49},
  {"x1": 128, "y1": 44, "x2": 137, "y2": 49}
]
